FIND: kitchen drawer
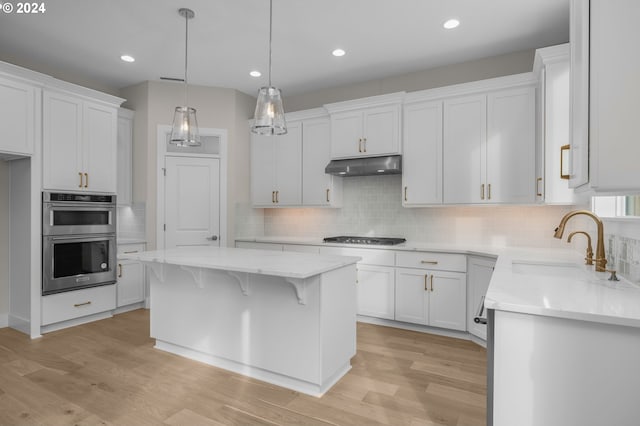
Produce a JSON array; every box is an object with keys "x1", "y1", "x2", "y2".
[
  {"x1": 319, "y1": 246, "x2": 395, "y2": 266},
  {"x1": 41, "y1": 284, "x2": 116, "y2": 326},
  {"x1": 118, "y1": 242, "x2": 146, "y2": 257},
  {"x1": 396, "y1": 251, "x2": 466, "y2": 272}
]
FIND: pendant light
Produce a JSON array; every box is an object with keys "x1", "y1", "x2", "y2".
[
  {"x1": 170, "y1": 7, "x2": 201, "y2": 147},
  {"x1": 251, "y1": 0, "x2": 287, "y2": 136}
]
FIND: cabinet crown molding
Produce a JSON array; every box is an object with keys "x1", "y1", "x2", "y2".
[
  {"x1": 533, "y1": 43, "x2": 570, "y2": 74},
  {"x1": 324, "y1": 91, "x2": 406, "y2": 114}
]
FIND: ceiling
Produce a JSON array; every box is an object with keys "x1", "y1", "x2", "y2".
[{"x1": 0, "y1": 0, "x2": 570, "y2": 97}]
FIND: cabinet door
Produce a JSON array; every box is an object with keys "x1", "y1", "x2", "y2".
[
  {"x1": 486, "y1": 87, "x2": 536, "y2": 204},
  {"x1": 0, "y1": 77, "x2": 36, "y2": 156},
  {"x1": 116, "y1": 261, "x2": 144, "y2": 307},
  {"x1": 117, "y1": 111, "x2": 133, "y2": 205},
  {"x1": 403, "y1": 101, "x2": 443, "y2": 205},
  {"x1": 363, "y1": 105, "x2": 400, "y2": 156},
  {"x1": 330, "y1": 110, "x2": 363, "y2": 158},
  {"x1": 250, "y1": 134, "x2": 276, "y2": 206},
  {"x1": 394, "y1": 268, "x2": 429, "y2": 325},
  {"x1": 443, "y1": 95, "x2": 486, "y2": 204},
  {"x1": 83, "y1": 102, "x2": 117, "y2": 193},
  {"x1": 356, "y1": 265, "x2": 395, "y2": 320},
  {"x1": 569, "y1": 0, "x2": 589, "y2": 188},
  {"x1": 302, "y1": 117, "x2": 337, "y2": 206},
  {"x1": 43, "y1": 91, "x2": 83, "y2": 191},
  {"x1": 274, "y1": 121, "x2": 302, "y2": 205},
  {"x1": 467, "y1": 256, "x2": 495, "y2": 340},
  {"x1": 428, "y1": 271, "x2": 467, "y2": 331}
]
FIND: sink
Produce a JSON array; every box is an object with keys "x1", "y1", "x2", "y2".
[{"x1": 511, "y1": 261, "x2": 586, "y2": 278}]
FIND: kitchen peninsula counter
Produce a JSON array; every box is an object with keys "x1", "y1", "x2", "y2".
[{"x1": 122, "y1": 247, "x2": 360, "y2": 396}]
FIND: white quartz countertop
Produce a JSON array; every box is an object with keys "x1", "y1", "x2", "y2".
[
  {"x1": 120, "y1": 246, "x2": 361, "y2": 279},
  {"x1": 237, "y1": 236, "x2": 640, "y2": 327}
]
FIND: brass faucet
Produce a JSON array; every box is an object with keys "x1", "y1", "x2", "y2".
[
  {"x1": 567, "y1": 231, "x2": 594, "y2": 265},
  {"x1": 554, "y1": 210, "x2": 607, "y2": 272}
]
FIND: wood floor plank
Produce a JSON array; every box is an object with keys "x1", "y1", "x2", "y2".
[{"x1": 0, "y1": 309, "x2": 486, "y2": 425}]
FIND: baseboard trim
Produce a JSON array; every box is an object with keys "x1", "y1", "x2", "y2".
[{"x1": 356, "y1": 315, "x2": 471, "y2": 341}]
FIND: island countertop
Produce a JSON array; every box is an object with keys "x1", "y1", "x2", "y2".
[{"x1": 120, "y1": 246, "x2": 361, "y2": 279}]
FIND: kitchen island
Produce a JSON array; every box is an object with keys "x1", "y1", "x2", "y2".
[{"x1": 122, "y1": 246, "x2": 360, "y2": 396}]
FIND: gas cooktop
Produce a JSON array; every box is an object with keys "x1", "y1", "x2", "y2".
[{"x1": 323, "y1": 236, "x2": 407, "y2": 246}]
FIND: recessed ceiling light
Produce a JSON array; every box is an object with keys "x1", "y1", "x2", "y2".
[
  {"x1": 249, "y1": 70, "x2": 262, "y2": 77},
  {"x1": 443, "y1": 19, "x2": 460, "y2": 29},
  {"x1": 332, "y1": 48, "x2": 346, "y2": 57},
  {"x1": 120, "y1": 55, "x2": 135, "y2": 63}
]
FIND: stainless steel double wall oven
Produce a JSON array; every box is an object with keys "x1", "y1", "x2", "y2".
[{"x1": 42, "y1": 191, "x2": 117, "y2": 295}]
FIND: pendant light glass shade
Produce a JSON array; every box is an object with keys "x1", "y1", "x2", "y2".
[
  {"x1": 252, "y1": 86, "x2": 287, "y2": 135},
  {"x1": 170, "y1": 8, "x2": 201, "y2": 147},
  {"x1": 251, "y1": 0, "x2": 287, "y2": 135}
]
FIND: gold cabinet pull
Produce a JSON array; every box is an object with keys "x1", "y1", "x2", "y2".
[
  {"x1": 74, "y1": 301, "x2": 92, "y2": 307},
  {"x1": 123, "y1": 250, "x2": 138, "y2": 254},
  {"x1": 84, "y1": 172, "x2": 89, "y2": 188},
  {"x1": 358, "y1": 138, "x2": 362, "y2": 153},
  {"x1": 78, "y1": 172, "x2": 83, "y2": 188},
  {"x1": 481, "y1": 184, "x2": 485, "y2": 200},
  {"x1": 272, "y1": 191, "x2": 275, "y2": 203},
  {"x1": 404, "y1": 186, "x2": 408, "y2": 202},
  {"x1": 326, "y1": 188, "x2": 330, "y2": 203},
  {"x1": 487, "y1": 183, "x2": 491, "y2": 200},
  {"x1": 118, "y1": 263, "x2": 123, "y2": 278},
  {"x1": 430, "y1": 275, "x2": 434, "y2": 292},
  {"x1": 276, "y1": 191, "x2": 279, "y2": 203},
  {"x1": 363, "y1": 137, "x2": 367, "y2": 152},
  {"x1": 424, "y1": 274, "x2": 428, "y2": 291},
  {"x1": 560, "y1": 144, "x2": 570, "y2": 179},
  {"x1": 536, "y1": 177, "x2": 543, "y2": 197},
  {"x1": 421, "y1": 260, "x2": 438, "y2": 265}
]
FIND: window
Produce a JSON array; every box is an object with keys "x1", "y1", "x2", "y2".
[{"x1": 592, "y1": 196, "x2": 640, "y2": 218}]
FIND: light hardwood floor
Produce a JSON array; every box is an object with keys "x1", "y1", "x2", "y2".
[{"x1": 0, "y1": 309, "x2": 486, "y2": 425}]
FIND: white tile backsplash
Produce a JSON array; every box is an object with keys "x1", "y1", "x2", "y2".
[{"x1": 117, "y1": 202, "x2": 146, "y2": 240}]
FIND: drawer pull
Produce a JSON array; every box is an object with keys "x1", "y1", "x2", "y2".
[
  {"x1": 74, "y1": 301, "x2": 92, "y2": 307},
  {"x1": 420, "y1": 260, "x2": 438, "y2": 265},
  {"x1": 123, "y1": 250, "x2": 138, "y2": 254}
]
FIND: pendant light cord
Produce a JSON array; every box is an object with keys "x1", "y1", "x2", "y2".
[
  {"x1": 268, "y1": 0, "x2": 273, "y2": 88},
  {"x1": 184, "y1": 11, "x2": 189, "y2": 106}
]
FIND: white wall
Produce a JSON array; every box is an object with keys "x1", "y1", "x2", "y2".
[{"x1": 0, "y1": 161, "x2": 9, "y2": 325}]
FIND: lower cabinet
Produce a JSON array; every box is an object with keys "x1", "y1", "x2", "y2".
[
  {"x1": 467, "y1": 256, "x2": 496, "y2": 340},
  {"x1": 116, "y1": 242, "x2": 146, "y2": 308},
  {"x1": 395, "y1": 268, "x2": 467, "y2": 331},
  {"x1": 41, "y1": 284, "x2": 116, "y2": 326},
  {"x1": 356, "y1": 265, "x2": 395, "y2": 320}
]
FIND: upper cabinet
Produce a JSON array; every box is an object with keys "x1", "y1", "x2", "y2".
[
  {"x1": 302, "y1": 116, "x2": 343, "y2": 207},
  {"x1": 0, "y1": 75, "x2": 39, "y2": 157},
  {"x1": 43, "y1": 89, "x2": 121, "y2": 193},
  {"x1": 570, "y1": 0, "x2": 640, "y2": 193},
  {"x1": 117, "y1": 108, "x2": 134, "y2": 205},
  {"x1": 533, "y1": 44, "x2": 575, "y2": 204},
  {"x1": 325, "y1": 92, "x2": 404, "y2": 159}
]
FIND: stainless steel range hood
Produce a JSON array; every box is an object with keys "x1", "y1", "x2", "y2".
[{"x1": 325, "y1": 155, "x2": 402, "y2": 177}]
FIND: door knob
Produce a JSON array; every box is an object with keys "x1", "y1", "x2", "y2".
[{"x1": 206, "y1": 235, "x2": 218, "y2": 241}]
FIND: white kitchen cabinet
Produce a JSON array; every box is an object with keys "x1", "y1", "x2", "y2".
[
  {"x1": 534, "y1": 44, "x2": 575, "y2": 204},
  {"x1": 251, "y1": 121, "x2": 302, "y2": 206},
  {"x1": 443, "y1": 86, "x2": 535, "y2": 204},
  {"x1": 301, "y1": 116, "x2": 342, "y2": 207},
  {"x1": 467, "y1": 256, "x2": 495, "y2": 340},
  {"x1": 325, "y1": 92, "x2": 404, "y2": 159},
  {"x1": 569, "y1": 0, "x2": 590, "y2": 189},
  {"x1": 117, "y1": 108, "x2": 134, "y2": 205},
  {"x1": 41, "y1": 284, "x2": 116, "y2": 328},
  {"x1": 402, "y1": 100, "x2": 443, "y2": 205},
  {"x1": 116, "y1": 242, "x2": 146, "y2": 308},
  {"x1": 43, "y1": 90, "x2": 118, "y2": 192},
  {"x1": 0, "y1": 75, "x2": 37, "y2": 157},
  {"x1": 357, "y1": 264, "x2": 395, "y2": 320},
  {"x1": 395, "y1": 268, "x2": 466, "y2": 331}
]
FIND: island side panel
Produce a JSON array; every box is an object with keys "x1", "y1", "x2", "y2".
[
  {"x1": 149, "y1": 265, "x2": 322, "y2": 385},
  {"x1": 320, "y1": 264, "x2": 357, "y2": 384}
]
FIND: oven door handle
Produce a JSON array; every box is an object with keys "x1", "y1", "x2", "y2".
[{"x1": 46, "y1": 234, "x2": 116, "y2": 243}]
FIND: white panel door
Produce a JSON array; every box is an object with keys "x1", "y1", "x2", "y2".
[
  {"x1": 356, "y1": 265, "x2": 395, "y2": 320},
  {"x1": 486, "y1": 87, "x2": 535, "y2": 203},
  {"x1": 250, "y1": 133, "x2": 276, "y2": 206},
  {"x1": 443, "y1": 95, "x2": 486, "y2": 204},
  {"x1": 0, "y1": 77, "x2": 35, "y2": 156},
  {"x1": 403, "y1": 101, "x2": 443, "y2": 205},
  {"x1": 42, "y1": 91, "x2": 83, "y2": 191},
  {"x1": 83, "y1": 102, "x2": 117, "y2": 193},
  {"x1": 363, "y1": 105, "x2": 400, "y2": 156},
  {"x1": 395, "y1": 268, "x2": 428, "y2": 325},
  {"x1": 429, "y1": 270, "x2": 467, "y2": 331},
  {"x1": 569, "y1": 0, "x2": 589, "y2": 188},
  {"x1": 165, "y1": 156, "x2": 220, "y2": 249},
  {"x1": 302, "y1": 117, "x2": 333, "y2": 206},
  {"x1": 274, "y1": 121, "x2": 302, "y2": 205},
  {"x1": 330, "y1": 110, "x2": 363, "y2": 158}
]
